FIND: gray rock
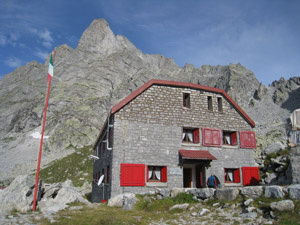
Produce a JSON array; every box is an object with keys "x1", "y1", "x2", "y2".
[
  {"x1": 244, "y1": 198, "x2": 254, "y2": 206},
  {"x1": 241, "y1": 186, "x2": 263, "y2": 199},
  {"x1": 0, "y1": 175, "x2": 35, "y2": 214},
  {"x1": 240, "y1": 212, "x2": 257, "y2": 219},
  {"x1": 263, "y1": 142, "x2": 285, "y2": 155},
  {"x1": 288, "y1": 184, "x2": 300, "y2": 200},
  {"x1": 270, "y1": 200, "x2": 294, "y2": 211},
  {"x1": 156, "y1": 188, "x2": 170, "y2": 199},
  {"x1": 122, "y1": 193, "x2": 138, "y2": 211},
  {"x1": 265, "y1": 172, "x2": 277, "y2": 184},
  {"x1": 216, "y1": 188, "x2": 239, "y2": 201},
  {"x1": 38, "y1": 181, "x2": 91, "y2": 214},
  {"x1": 107, "y1": 194, "x2": 124, "y2": 207},
  {"x1": 169, "y1": 203, "x2": 189, "y2": 211},
  {"x1": 199, "y1": 208, "x2": 210, "y2": 216},
  {"x1": 264, "y1": 186, "x2": 285, "y2": 198},
  {"x1": 170, "y1": 188, "x2": 185, "y2": 197},
  {"x1": 186, "y1": 188, "x2": 215, "y2": 200}
]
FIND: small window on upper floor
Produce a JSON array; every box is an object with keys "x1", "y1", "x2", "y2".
[
  {"x1": 183, "y1": 93, "x2": 190, "y2": 108},
  {"x1": 223, "y1": 131, "x2": 237, "y2": 146},
  {"x1": 182, "y1": 128, "x2": 200, "y2": 144},
  {"x1": 217, "y1": 97, "x2": 223, "y2": 113},
  {"x1": 207, "y1": 96, "x2": 213, "y2": 111}
]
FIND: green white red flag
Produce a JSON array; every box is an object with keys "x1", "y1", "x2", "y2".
[{"x1": 47, "y1": 50, "x2": 56, "y2": 81}]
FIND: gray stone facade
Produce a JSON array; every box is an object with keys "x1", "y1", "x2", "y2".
[{"x1": 92, "y1": 83, "x2": 257, "y2": 202}]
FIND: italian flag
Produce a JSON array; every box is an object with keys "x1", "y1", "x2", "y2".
[{"x1": 47, "y1": 50, "x2": 56, "y2": 81}]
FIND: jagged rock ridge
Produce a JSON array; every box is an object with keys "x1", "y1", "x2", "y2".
[{"x1": 0, "y1": 18, "x2": 299, "y2": 184}]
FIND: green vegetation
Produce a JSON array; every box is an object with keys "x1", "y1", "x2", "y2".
[
  {"x1": 1, "y1": 137, "x2": 17, "y2": 143},
  {"x1": 275, "y1": 200, "x2": 300, "y2": 225},
  {"x1": 39, "y1": 145, "x2": 93, "y2": 187}
]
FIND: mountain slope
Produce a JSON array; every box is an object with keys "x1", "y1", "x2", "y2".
[{"x1": 0, "y1": 18, "x2": 299, "y2": 184}]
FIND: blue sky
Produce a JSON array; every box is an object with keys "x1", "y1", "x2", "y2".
[{"x1": 0, "y1": 0, "x2": 299, "y2": 85}]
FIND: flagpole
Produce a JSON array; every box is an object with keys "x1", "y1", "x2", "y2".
[{"x1": 33, "y1": 50, "x2": 56, "y2": 211}]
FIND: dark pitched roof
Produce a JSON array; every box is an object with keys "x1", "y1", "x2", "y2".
[{"x1": 111, "y1": 79, "x2": 255, "y2": 127}]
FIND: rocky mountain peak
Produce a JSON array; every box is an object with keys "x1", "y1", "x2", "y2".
[{"x1": 76, "y1": 19, "x2": 121, "y2": 55}]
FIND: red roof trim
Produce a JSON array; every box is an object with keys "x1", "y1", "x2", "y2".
[
  {"x1": 110, "y1": 79, "x2": 255, "y2": 127},
  {"x1": 179, "y1": 150, "x2": 217, "y2": 160}
]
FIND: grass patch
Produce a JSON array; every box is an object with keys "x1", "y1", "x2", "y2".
[
  {"x1": 1, "y1": 136, "x2": 16, "y2": 143},
  {"x1": 39, "y1": 145, "x2": 93, "y2": 187},
  {"x1": 275, "y1": 200, "x2": 300, "y2": 225}
]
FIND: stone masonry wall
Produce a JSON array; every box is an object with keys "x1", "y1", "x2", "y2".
[
  {"x1": 116, "y1": 85, "x2": 252, "y2": 130},
  {"x1": 108, "y1": 84, "x2": 256, "y2": 198}
]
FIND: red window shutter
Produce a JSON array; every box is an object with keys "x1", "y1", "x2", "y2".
[
  {"x1": 240, "y1": 131, "x2": 256, "y2": 149},
  {"x1": 147, "y1": 166, "x2": 149, "y2": 182},
  {"x1": 242, "y1": 167, "x2": 260, "y2": 186},
  {"x1": 231, "y1": 132, "x2": 237, "y2": 145},
  {"x1": 193, "y1": 129, "x2": 200, "y2": 143},
  {"x1": 234, "y1": 169, "x2": 240, "y2": 183},
  {"x1": 202, "y1": 128, "x2": 222, "y2": 146},
  {"x1": 161, "y1": 166, "x2": 167, "y2": 182},
  {"x1": 120, "y1": 164, "x2": 145, "y2": 186}
]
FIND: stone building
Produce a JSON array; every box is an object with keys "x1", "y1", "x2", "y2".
[{"x1": 91, "y1": 79, "x2": 259, "y2": 202}]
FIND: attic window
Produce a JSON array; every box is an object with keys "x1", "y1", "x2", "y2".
[
  {"x1": 208, "y1": 96, "x2": 213, "y2": 111},
  {"x1": 217, "y1": 97, "x2": 223, "y2": 113},
  {"x1": 183, "y1": 93, "x2": 190, "y2": 108}
]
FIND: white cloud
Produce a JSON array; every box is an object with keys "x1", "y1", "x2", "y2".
[
  {"x1": 35, "y1": 50, "x2": 49, "y2": 60},
  {"x1": 0, "y1": 34, "x2": 7, "y2": 46},
  {"x1": 4, "y1": 57, "x2": 22, "y2": 68},
  {"x1": 29, "y1": 27, "x2": 53, "y2": 48}
]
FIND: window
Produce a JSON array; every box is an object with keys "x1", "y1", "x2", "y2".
[
  {"x1": 240, "y1": 131, "x2": 256, "y2": 149},
  {"x1": 108, "y1": 126, "x2": 113, "y2": 149},
  {"x1": 183, "y1": 93, "x2": 190, "y2": 108},
  {"x1": 147, "y1": 166, "x2": 167, "y2": 182},
  {"x1": 120, "y1": 164, "x2": 145, "y2": 186},
  {"x1": 202, "y1": 128, "x2": 222, "y2": 146},
  {"x1": 217, "y1": 97, "x2": 223, "y2": 113},
  {"x1": 182, "y1": 128, "x2": 200, "y2": 144},
  {"x1": 223, "y1": 131, "x2": 237, "y2": 146},
  {"x1": 208, "y1": 96, "x2": 213, "y2": 111},
  {"x1": 224, "y1": 168, "x2": 240, "y2": 183},
  {"x1": 106, "y1": 165, "x2": 110, "y2": 183}
]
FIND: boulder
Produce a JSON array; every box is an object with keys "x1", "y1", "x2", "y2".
[
  {"x1": 122, "y1": 193, "x2": 138, "y2": 211},
  {"x1": 264, "y1": 186, "x2": 285, "y2": 198},
  {"x1": 107, "y1": 194, "x2": 124, "y2": 207},
  {"x1": 288, "y1": 184, "x2": 300, "y2": 200},
  {"x1": 0, "y1": 175, "x2": 35, "y2": 214},
  {"x1": 38, "y1": 179, "x2": 91, "y2": 214},
  {"x1": 270, "y1": 200, "x2": 294, "y2": 211},
  {"x1": 240, "y1": 186, "x2": 263, "y2": 199},
  {"x1": 216, "y1": 188, "x2": 239, "y2": 201},
  {"x1": 263, "y1": 142, "x2": 285, "y2": 155},
  {"x1": 169, "y1": 203, "x2": 189, "y2": 211},
  {"x1": 186, "y1": 188, "x2": 215, "y2": 200}
]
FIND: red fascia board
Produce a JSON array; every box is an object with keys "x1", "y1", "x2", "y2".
[{"x1": 110, "y1": 79, "x2": 255, "y2": 127}]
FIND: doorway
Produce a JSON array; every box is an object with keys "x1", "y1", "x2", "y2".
[{"x1": 183, "y1": 168, "x2": 192, "y2": 188}]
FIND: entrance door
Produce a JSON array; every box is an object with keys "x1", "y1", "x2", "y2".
[
  {"x1": 183, "y1": 168, "x2": 192, "y2": 188},
  {"x1": 195, "y1": 165, "x2": 204, "y2": 188}
]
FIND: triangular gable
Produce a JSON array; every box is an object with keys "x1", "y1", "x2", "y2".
[{"x1": 111, "y1": 79, "x2": 255, "y2": 127}]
